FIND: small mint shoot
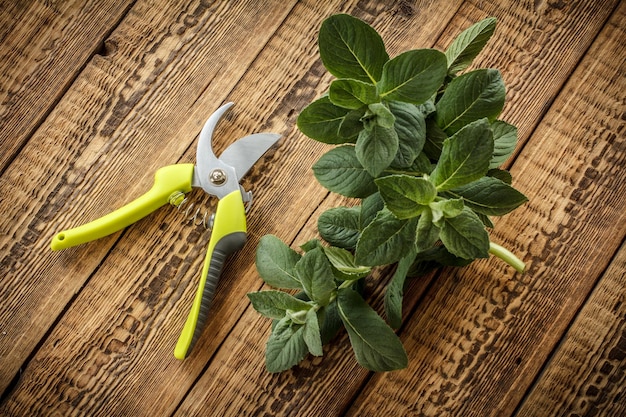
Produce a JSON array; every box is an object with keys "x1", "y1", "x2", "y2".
[{"x1": 489, "y1": 241, "x2": 526, "y2": 273}]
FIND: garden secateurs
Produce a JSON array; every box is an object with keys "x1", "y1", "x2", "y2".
[{"x1": 50, "y1": 102, "x2": 280, "y2": 360}]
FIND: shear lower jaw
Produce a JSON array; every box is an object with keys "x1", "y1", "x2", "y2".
[{"x1": 241, "y1": 187, "x2": 253, "y2": 213}]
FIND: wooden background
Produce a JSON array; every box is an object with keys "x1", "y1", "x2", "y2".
[{"x1": 1, "y1": 0, "x2": 624, "y2": 415}]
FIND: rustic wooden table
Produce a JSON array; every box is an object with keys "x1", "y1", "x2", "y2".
[{"x1": 1, "y1": 0, "x2": 624, "y2": 416}]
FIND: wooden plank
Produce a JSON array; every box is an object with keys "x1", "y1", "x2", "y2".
[
  {"x1": 516, "y1": 240, "x2": 626, "y2": 416},
  {"x1": 170, "y1": 1, "x2": 583, "y2": 416},
  {"x1": 0, "y1": 1, "x2": 621, "y2": 416},
  {"x1": 174, "y1": 0, "x2": 622, "y2": 415},
  {"x1": 0, "y1": 0, "x2": 466, "y2": 415},
  {"x1": 0, "y1": 0, "x2": 299, "y2": 404},
  {"x1": 0, "y1": 0, "x2": 135, "y2": 173},
  {"x1": 347, "y1": 2, "x2": 626, "y2": 416}
]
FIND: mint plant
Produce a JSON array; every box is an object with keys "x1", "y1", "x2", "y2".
[{"x1": 248, "y1": 14, "x2": 527, "y2": 373}]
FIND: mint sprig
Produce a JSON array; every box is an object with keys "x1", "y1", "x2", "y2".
[{"x1": 249, "y1": 14, "x2": 528, "y2": 373}]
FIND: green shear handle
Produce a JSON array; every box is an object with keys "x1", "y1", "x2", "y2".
[
  {"x1": 174, "y1": 189, "x2": 247, "y2": 359},
  {"x1": 50, "y1": 164, "x2": 194, "y2": 251},
  {"x1": 50, "y1": 166, "x2": 249, "y2": 360}
]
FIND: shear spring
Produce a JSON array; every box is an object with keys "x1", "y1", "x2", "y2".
[{"x1": 169, "y1": 191, "x2": 213, "y2": 230}]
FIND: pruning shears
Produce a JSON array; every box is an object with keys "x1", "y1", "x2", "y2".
[{"x1": 50, "y1": 102, "x2": 280, "y2": 359}]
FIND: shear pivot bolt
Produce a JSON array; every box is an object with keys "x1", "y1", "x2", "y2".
[{"x1": 209, "y1": 169, "x2": 227, "y2": 185}]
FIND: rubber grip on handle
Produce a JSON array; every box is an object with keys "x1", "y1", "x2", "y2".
[
  {"x1": 50, "y1": 164, "x2": 194, "y2": 251},
  {"x1": 174, "y1": 189, "x2": 247, "y2": 360}
]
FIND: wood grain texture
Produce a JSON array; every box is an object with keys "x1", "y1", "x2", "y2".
[
  {"x1": 347, "y1": 2, "x2": 626, "y2": 416},
  {"x1": 515, "y1": 6, "x2": 626, "y2": 415},
  {"x1": 517, "y1": 241, "x2": 626, "y2": 416},
  {"x1": 0, "y1": 0, "x2": 624, "y2": 415},
  {"x1": 173, "y1": 1, "x2": 468, "y2": 415},
  {"x1": 0, "y1": 0, "x2": 135, "y2": 173},
  {"x1": 175, "y1": 0, "x2": 619, "y2": 416},
  {"x1": 0, "y1": 0, "x2": 299, "y2": 407}
]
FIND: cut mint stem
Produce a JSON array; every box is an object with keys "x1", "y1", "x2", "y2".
[{"x1": 489, "y1": 241, "x2": 525, "y2": 273}]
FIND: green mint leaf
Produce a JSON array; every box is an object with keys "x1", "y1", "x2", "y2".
[
  {"x1": 415, "y1": 208, "x2": 440, "y2": 252},
  {"x1": 489, "y1": 120, "x2": 518, "y2": 168},
  {"x1": 247, "y1": 291, "x2": 312, "y2": 320},
  {"x1": 338, "y1": 108, "x2": 366, "y2": 139},
  {"x1": 435, "y1": 68, "x2": 505, "y2": 134},
  {"x1": 318, "y1": 14, "x2": 389, "y2": 83},
  {"x1": 329, "y1": 79, "x2": 378, "y2": 109},
  {"x1": 318, "y1": 206, "x2": 361, "y2": 249},
  {"x1": 356, "y1": 123, "x2": 399, "y2": 177},
  {"x1": 378, "y1": 49, "x2": 448, "y2": 104},
  {"x1": 313, "y1": 145, "x2": 377, "y2": 198},
  {"x1": 389, "y1": 101, "x2": 426, "y2": 168},
  {"x1": 300, "y1": 238, "x2": 322, "y2": 252},
  {"x1": 477, "y1": 212, "x2": 495, "y2": 228},
  {"x1": 265, "y1": 317, "x2": 308, "y2": 373},
  {"x1": 439, "y1": 206, "x2": 490, "y2": 259},
  {"x1": 303, "y1": 309, "x2": 324, "y2": 356},
  {"x1": 429, "y1": 198, "x2": 464, "y2": 223},
  {"x1": 430, "y1": 118, "x2": 494, "y2": 191},
  {"x1": 407, "y1": 245, "x2": 473, "y2": 276},
  {"x1": 318, "y1": 301, "x2": 343, "y2": 345},
  {"x1": 384, "y1": 251, "x2": 416, "y2": 329},
  {"x1": 445, "y1": 17, "x2": 497, "y2": 75},
  {"x1": 337, "y1": 288, "x2": 408, "y2": 371},
  {"x1": 256, "y1": 235, "x2": 302, "y2": 289},
  {"x1": 449, "y1": 176, "x2": 528, "y2": 216},
  {"x1": 418, "y1": 100, "x2": 437, "y2": 117},
  {"x1": 359, "y1": 192, "x2": 385, "y2": 230},
  {"x1": 406, "y1": 151, "x2": 435, "y2": 175},
  {"x1": 375, "y1": 175, "x2": 436, "y2": 219},
  {"x1": 355, "y1": 209, "x2": 417, "y2": 266},
  {"x1": 323, "y1": 246, "x2": 371, "y2": 280},
  {"x1": 423, "y1": 118, "x2": 448, "y2": 160},
  {"x1": 297, "y1": 96, "x2": 358, "y2": 144},
  {"x1": 365, "y1": 103, "x2": 396, "y2": 129},
  {"x1": 295, "y1": 247, "x2": 337, "y2": 306},
  {"x1": 487, "y1": 168, "x2": 512, "y2": 184}
]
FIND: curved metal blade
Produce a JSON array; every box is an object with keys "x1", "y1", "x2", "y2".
[
  {"x1": 219, "y1": 132, "x2": 281, "y2": 181},
  {"x1": 195, "y1": 102, "x2": 234, "y2": 189},
  {"x1": 193, "y1": 102, "x2": 280, "y2": 198}
]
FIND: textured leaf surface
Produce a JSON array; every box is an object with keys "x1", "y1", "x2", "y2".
[
  {"x1": 430, "y1": 119, "x2": 494, "y2": 191},
  {"x1": 297, "y1": 96, "x2": 357, "y2": 144},
  {"x1": 378, "y1": 49, "x2": 447, "y2": 104},
  {"x1": 384, "y1": 252, "x2": 416, "y2": 329},
  {"x1": 295, "y1": 247, "x2": 337, "y2": 306},
  {"x1": 247, "y1": 291, "x2": 311, "y2": 319},
  {"x1": 435, "y1": 69, "x2": 505, "y2": 134},
  {"x1": 439, "y1": 207, "x2": 490, "y2": 259},
  {"x1": 489, "y1": 120, "x2": 518, "y2": 168},
  {"x1": 313, "y1": 146, "x2": 377, "y2": 198},
  {"x1": 356, "y1": 210, "x2": 417, "y2": 266},
  {"x1": 389, "y1": 101, "x2": 426, "y2": 168},
  {"x1": 319, "y1": 14, "x2": 388, "y2": 83},
  {"x1": 329, "y1": 79, "x2": 378, "y2": 109},
  {"x1": 375, "y1": 175, "x2": 436, "y2": 219},
  {"x1": 356, "y1": 123, "x2": 399, "y2": 177},
  {"x1": 266, "y1": 318, "x2": 308, "y2": 373},
  {"x1": 338, "y1": 288, "x2": 408, "y2": 371},
  {"x1": 449, "y1": 176, "x2": 528, "y2": 216},
  {"x1": 256, "y1": 235, "x2": 302, "y2": 289},
  {"x1": 318, "y1": 206, "x2": 361, "y2": 249},
  {"x1": 445, "y1": 17, "x2": 497, "y2": 75}
]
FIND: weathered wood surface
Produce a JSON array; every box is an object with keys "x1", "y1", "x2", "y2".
[{"x1": 0, "y1": 0, "x2": 624, "y2": 416}]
